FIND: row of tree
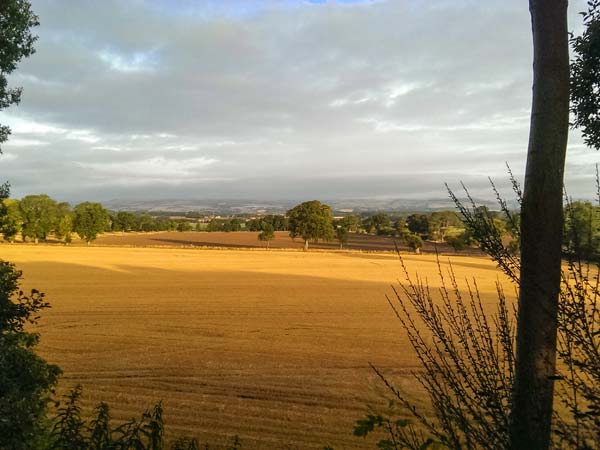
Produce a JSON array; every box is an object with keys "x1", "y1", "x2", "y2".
[
  {"x1": 1, "y1": 195, "x2": 109, "y2": 244},
  {"x1": 3, "y1": 195, "x2": 596, "y2": 257},
  {"x1": 109, "y1": 211, "x2": 195, "y2": 232},
  {"x1": 0, "y1": 197, "x2": 215, "y2": 244}
]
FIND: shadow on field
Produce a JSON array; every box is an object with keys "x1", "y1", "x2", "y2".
[
  {"x1": 149, "y1": 238, "x2": 256, "y2": 248},
  {"x1": 7, "y1": 247, "x2": 508, "y2": 450},
  {"x1": 337, "y1": 252, "x2": 496, "y2": 274},
  {"x1": 16, "y1": 259, "x2": 421, "y2": 450},
  {"x1": 94, "y1": 231, "x2": 485, "y2": 256}
]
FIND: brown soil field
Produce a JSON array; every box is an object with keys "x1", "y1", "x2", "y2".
[
  {"x1": 94, "y1": 231, "x2": 482, "y2": 255},
  {"x1": 1, "y1": 245, "x2": 508, "y2": 449}
]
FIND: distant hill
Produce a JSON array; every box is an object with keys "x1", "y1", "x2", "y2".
[{"x1": 102, "y1": 197, "x2": 513, "y2": 215}]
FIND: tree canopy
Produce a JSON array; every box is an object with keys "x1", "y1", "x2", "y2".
[
  {"x1": 19, "y1": 194, "x2": 58, "y2": 243},
  {"x1": 571, "y1": 0, "x2": 600, "y2": 150},
  {"x1": 287, "y1": 200, "x2": 334, "y2": 251},
  {"x1": 73, "y1": 202, "x2": 110, "y2": 244}
]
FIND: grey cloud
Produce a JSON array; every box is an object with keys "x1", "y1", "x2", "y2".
[{"x1": 0, "y1": 0, "x2": 597, "y2": 203}]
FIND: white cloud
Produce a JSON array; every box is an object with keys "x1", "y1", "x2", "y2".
[
  {"x1": 5, "y1": 138, "x2": 49, "y2": 147},
  {"x1": 97, "y1": 49, "x2": 158, "y2": 72},
  {"x1": 76, "y1": 156, "x2": 218, "y2": 181},
  {"x1": 0, "y1": 153, "x2": 18, "y2": 162}
]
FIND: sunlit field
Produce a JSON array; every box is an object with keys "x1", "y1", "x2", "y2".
[{"x1": 1, "y1": 245, "x2": 509, "y2": 449}]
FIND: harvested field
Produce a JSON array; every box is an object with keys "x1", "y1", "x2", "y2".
[
  {"x1": 2, "y1": 245, "x2": 508, "y2": 449},
  {"x1": 95, "y1": 230, "x2": 482, "y2": 255}
]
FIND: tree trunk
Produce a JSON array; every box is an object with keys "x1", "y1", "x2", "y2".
[
  {"x1": 34, "y1": 237, "x2": 38, "y2": 244},
  {"x1": 304, "y1": 239, "x2": 309, "y2": 251},
  {"x1": 509, "y1": 2, "x2": 569, "y2": 449}
]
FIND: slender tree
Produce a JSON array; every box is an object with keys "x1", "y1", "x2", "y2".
[
  {"x1": 55, "y1": 202, "x2": 73, "y2": 245},
  {"x1": 258, "y1": 223, "x2": 275, "y2": 249},
  {"x1": 335, "y1": 224, "x2": 349, "y2": 249},
  {"x1": 509, "y1": 2, "x2": 570, "y2": 449}
]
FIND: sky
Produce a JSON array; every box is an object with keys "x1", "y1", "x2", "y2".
[{"x1": 0, "y1": 0, "x2": 597, "y2": 202}]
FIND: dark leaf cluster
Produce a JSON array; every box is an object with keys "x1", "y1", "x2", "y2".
[{"x1": 0, "y1": 0, "x2": 39, "y2": 149}]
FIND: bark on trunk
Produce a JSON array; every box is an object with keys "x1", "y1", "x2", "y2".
[
  {"x1": 509, "y1": 2, "x2": 569, "y2": 449},
  {"x1": 304, "y1": 239, "x2": 309, "y2": 251}
]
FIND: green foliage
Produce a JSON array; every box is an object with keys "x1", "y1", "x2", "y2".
[
  {"x1": 73, "y1": 202, "x2": 110, "y2": 244},
  {"x1": 206, "y1": 218, "x2": 223, "y2": 232},
  {"x1": 224, "y1": 218, "x2": 242, "y2": 232},
  {"x1": 0, "y1": 0, "x2": 39, "y2": 150},
  {"x1": 1, "y1": 198, "x2": 22, "y2": 241},
  {"x1": 49, "y1": 389, "x2": 168, "y2": 450},
  {"x1": 88, "y1": 402, "x2": 111, "y2": 450},
  {"x1": 258, "y1": 223, "x2": 275, "y2": 248},
  {"x1": 47, "y1": 389, "x2": 245, "y2": 450},
  {"x1": 287, "y1": 200, "x2": 334, "y2": 250},
  {"x1": 246, "y1": 215, "x2": 288, "y2": 232},
  {"x1": 393, "y1": 218, "x2": 408, "y2": 238},
  {"x1": 406, "y1": 214, "x2": 430, "y2": 238},
  {"x1": 339, "y1": 215, "x2": 361, "y2": 233},
  {"x1": 139, "y1": 214, "x2": 157, "y2": 232},
  {"x1": 363, "y1": 213, "x2": 391, "y2": 235},
  {"x1": 0, "y1": 259, "x2": 61, "y2": 450},
  {"x1": 334, "y1": 224, "x2": 349, "y2": 248},
  {"x1": 176, "y1": 221, "x2": 194, "y2": 232},
  {"x1": 19, "y1": 194, "x2": 58, "y2": 243},
  {"x1": 50, "y1": 386, "x2": 87, "y2": 450},
  {"x1": 244, "y1": 219, "x2": 261, "y2": 231},
  {"x1": 113, "y1": 211, "x2": 139, "y2": 232},
  {"x1": 55, "y1": 202, "x2": 73, "y2": 244},
  {"x1": 571, "y1": 0, "x2": 600, "y2": 150},
  {"x1": 443, "y1": 229, "x2": 473, "y2": 251},
  {"x1": 427, "y1": 211, "x2": 461, "y2": 241},
  {"x1": 563, "y1": 200, "x2": 600, "y2": 260},
  {"x1": 403, "y1": 233, "x2": 423, "y2": 253},
  {"x1": 205, "y1": 218, "x2": 242, "y2": 232}
]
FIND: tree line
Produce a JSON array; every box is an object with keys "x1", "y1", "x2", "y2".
[
  {"x1": 3, "y1": 194, "x2": 597, "y2": 257},
  {"x1": 0, "y1": 196, "x2": 212, "y2": 244},
  {"x1": 1, "y1": 195, "x2": 110, "y2": 245}
]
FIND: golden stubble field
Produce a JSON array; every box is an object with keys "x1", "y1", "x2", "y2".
[{"x1": 0, "y1": 245, "x2": 510, "y2": 449}]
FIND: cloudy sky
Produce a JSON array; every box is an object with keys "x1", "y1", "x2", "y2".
[{"x1": 0, "y1": 0, "x2": 597, "y2": 202}]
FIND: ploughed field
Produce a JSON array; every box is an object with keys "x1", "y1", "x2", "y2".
[
  {"x1": 2, "y1": 245, "x2": 507, "y2": 449},
  {"x1": 95, "y1": 230, "x2": 481, "y2": 255}
]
